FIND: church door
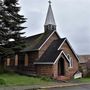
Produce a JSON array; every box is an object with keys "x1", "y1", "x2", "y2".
[{"x1": 58, "y1": 57, "x2": 65, "y2": 76}]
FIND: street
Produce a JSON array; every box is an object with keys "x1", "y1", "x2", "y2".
[{"x1": 47, "y1": 84, "x2": 90, "y2": 90}]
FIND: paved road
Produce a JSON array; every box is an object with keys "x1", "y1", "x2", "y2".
[
  {"x1": 48, "y1": 84, "x2": 90, "y2": 90},
  {"x1": 0, "y1": 84, "x2": 90, "y2": 90}
]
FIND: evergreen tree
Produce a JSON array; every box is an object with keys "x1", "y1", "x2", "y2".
[
  {"x1": 0, "y1": 0, "x2": 8, "y2": 55},
  {"x1": 0, "y1": 0, "x2": 26, "y2": 56},
  {"x1": 0, "y1": 0, "x2": 3, "y2": 45}
]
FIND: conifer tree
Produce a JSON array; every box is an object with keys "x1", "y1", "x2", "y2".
[
  {"x1": 0, "y1": 0, "x2": 8, "y2": 55},
  {"x1": 0, "y1": 0, "x2": 3, "y2": 45},
  {"x1": 0, "y1": 0, "x2": 26, "y2": 56}
]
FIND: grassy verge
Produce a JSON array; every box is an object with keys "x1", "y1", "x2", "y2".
[
  {"x1": 77, "y1": 77, "x2": 90, "y2": 83},
  {"x1": 0, "y1": 73, "x2": 54, "y2": 86},
  {"x1": 72, "y1": 77, "x2": 90, "y2": 83}
]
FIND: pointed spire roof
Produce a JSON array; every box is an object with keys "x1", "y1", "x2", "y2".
[{"x1": 44, "y1": 1, "x2": 56, "y2": 25}]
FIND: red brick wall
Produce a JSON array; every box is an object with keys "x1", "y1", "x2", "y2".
[
  {"x1": 60, "y1": 42, "x2": 79, "y2": 77},
  {"x1": 36, "y1": 65, "x2": 53, "y2": 77},
  {"x1": 25, "y1": 52, "x2": 38, "y2": 72},
  {"x1": 36, "y1": 52, "x2": 78, "y2": 79},
  {"x1": 28, "y1": 51, "x2": 38, "y2": 62},
  {"x1": 53, "y1": 62, "x2": 58, "y2": 78}
]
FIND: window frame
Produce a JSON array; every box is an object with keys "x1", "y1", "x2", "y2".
[{"x1": 67, "y1": 54, "x2": 73, "y2": 68}]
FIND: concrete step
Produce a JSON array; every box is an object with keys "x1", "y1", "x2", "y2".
[{"x1": 56, "y1": 76, "x2": 71, "y2": 81}]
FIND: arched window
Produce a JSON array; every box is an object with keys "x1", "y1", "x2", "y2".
[
  {"x1": 67, "y1": 54, "x2": 70, "y2": 60},
  {"x1": 69, "y1": 58, "x2": 73, "y2": 68},
  {"x1": 67, "y1": 54, "x2": 73, "y2": 68}
]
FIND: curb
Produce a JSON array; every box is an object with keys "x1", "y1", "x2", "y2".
[
  {"x1": 0, "y1": 83, "x2": 90, "y2": 90},
  {"x1": 27, "y1": 83, "x2": 90, "y2": 90}
]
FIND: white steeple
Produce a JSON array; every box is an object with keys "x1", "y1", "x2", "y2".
[
  {"x1": 44, "y1": 0, "x2": 56, "y2": 32},
  {"x1": 45, "y1": 1, "x2": 56, "y2": 25}
]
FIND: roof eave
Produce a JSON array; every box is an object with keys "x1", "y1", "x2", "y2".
[
  {"x1": 34, "y1": 51, "x2": 70, "y2": 65},
  {"x1": 34, "y1": 62, "x2": 53, "y2": 65},
  {"x1": 38, "y1": 30, "x2": 55, "y2": 50},
  {"x1": 58, "y1": 38, "x2": 79, "y2": 61},
  {"x1": 54, "y1": 51, "x2": 70, "y2": 64}
]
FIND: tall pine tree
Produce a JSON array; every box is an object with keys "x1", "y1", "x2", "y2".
[
  {"x1": 0, "y1": 0, "x2": 26, "y2": 56},
  {"x1": 0, "y1": 0, "x2": 3, "y2": 46},
  {"x1": 0, "y1": 0, "x2": 9, "y2": 55}
]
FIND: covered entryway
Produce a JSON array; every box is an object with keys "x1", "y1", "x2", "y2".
[{"x1": 58, "y1": 57, "x2": 65, "y2": 76}]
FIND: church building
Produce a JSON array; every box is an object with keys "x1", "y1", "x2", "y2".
[{"x1": 6, "y1": 1, "x2": 79, "y2": 81}]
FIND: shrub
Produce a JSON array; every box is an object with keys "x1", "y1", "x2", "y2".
[
  {"x1": 0, "y1": 65, "x2": 15, "y2": 75},
  {"x1": 40, "y1": 76, "x2": 53, "y2": 82},
  {"x1": 0, "y1": 79, "x2": 6, "y2": 85}
]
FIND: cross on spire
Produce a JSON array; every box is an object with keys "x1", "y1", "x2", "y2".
[
  {"x1": 44, "y1": 0, "x2": 56, "y2": 32},
  {"x1": 48, "y1": 0, "x2": 51, "y2": 5}
]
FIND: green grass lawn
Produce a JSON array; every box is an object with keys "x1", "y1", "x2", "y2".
[
  {"x1": 0, "y1": 73, "x2": 90, "y2": 86},
  {"x1": 0, "y1": 73, "x2": 53, "y2": 86},
  {"x1": 72, "y1": 77, "x2": 90, "y2": 83},
  {"x1": 78, "y1": 77, "x2": 90, "y2": 83}
]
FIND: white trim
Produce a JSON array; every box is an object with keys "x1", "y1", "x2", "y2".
[
  {"x1": 34, "y1": 51, "x2": 69, "y2": 65},
  {"x1": 54, "y1": 51, "x2": 70, "y2": 64},
  {"x1": 38, "y1": 31, "x2": 55, "y2": 50},
  {"x1": 58, "y1": 38, "x2": 79, "y2": 61},
  {"x1": 34, "y1": 62, "x2": 53, "y2": 65},
  {"x1": 70, "y1": 58, "x2": 73, "y2": 68},
  {"x1": 53, "y1": 51, "x2": 63, "y2": 64},
  {"x1": 67, "y1": 54, "x2": 71, "y2": 59},
  {"x1": 62, "y1": 51, "x2": 70, "y2": 62},
  {"x1": 38, "y1": 31, "x2": 61, "y2": 50},
  {"x1": 67, "y1": 54, "x2": 73, "y2": 68},
  {"x1": 58, "y1": 38, "x2": 66, "y2": 50},
  {"x1": 66, "y1": 39, "x2": 79, "y2": 61},
  {"x1": 68, "y1": 57, "x2": 73, "y2": 68}
]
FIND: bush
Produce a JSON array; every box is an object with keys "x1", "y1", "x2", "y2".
[
  {"x1": 40, "y1": 76, "x2": 53, "y2": 82},
  {"x1": 0, "y1": 65, "x2": 5, "y2": 74},
  {"x1": 0, "y1": 65, "x2": 15, "y2": 75},
  {"x1": 0, "y1": 79, "x2": 6, "y2": 85}
]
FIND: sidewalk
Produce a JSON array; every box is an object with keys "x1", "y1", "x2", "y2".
[{"x1": 0, "y1": 82, "x2": 89, "y2": 90}]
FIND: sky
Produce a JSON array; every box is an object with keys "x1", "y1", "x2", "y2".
[{"x1": 19, "y1": 0, "x2": 90, "y2": 55}]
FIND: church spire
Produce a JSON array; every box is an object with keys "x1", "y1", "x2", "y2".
[{"x1": 44, "y1": 0, "x2": 56, "y2": 32}]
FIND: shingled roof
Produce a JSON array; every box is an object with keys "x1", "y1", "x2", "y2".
[
  {"x1": 21, "y1": 31, "x2": 54, "y2": 52},
  {"x1": 34, "y1": 38, "x2": 66, "y2": 64}
]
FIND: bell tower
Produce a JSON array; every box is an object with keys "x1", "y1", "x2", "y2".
[{"x1": 44, "y1": 0, "x2": 56, "y2": 32}]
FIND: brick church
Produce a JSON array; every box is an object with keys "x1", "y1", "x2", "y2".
[{"x1": 5, "y1": 1, "x2": 79, "y2": 80}]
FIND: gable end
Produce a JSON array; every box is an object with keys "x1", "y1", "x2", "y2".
[
  {"x1": 38, "y1": 31, "x2": 60, "y2": 50},
  {"x1": 58, "y1": 38, "x2": 79, "y2": 61}
]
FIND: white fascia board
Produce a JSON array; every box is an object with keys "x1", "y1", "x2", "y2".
[
  {"x1": 34, "y1": 51, "x2": 69, "y2": 65},
  {"x1": 38, "y1": 31, "x2": 55, "y2": 50},
  {"x1": 38, "y1": 31, "x2": 61, "y2": 50},
  {"x1": 34, "y1": 62, "x2": 53, "y2": 65},
  {"x1": 65, "y1": 39, "x2": 79, "y2": 61},
  {"x1": 53, "y1": 51, "x2": 63, "y2": 64},
  {"x1": 58, "y1": 38, "x2": 79, "y2": 61},
  {"x1": 58, "y1": 39, "x2": 66, "y2": 50},
  {"x1": 62, "y1": 51, "x2": 70, "y2": 63},
  {"x1": 53, "y1": 51, "x2": 70, "y2": 64}
]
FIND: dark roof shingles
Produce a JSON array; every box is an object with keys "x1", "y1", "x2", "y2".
[
  {"x1": 35, "y1": 38, "x2": 65, "y2": 63},
  {"x1": 21, "y1": 31, "x2": 53, "y2": 52}
]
